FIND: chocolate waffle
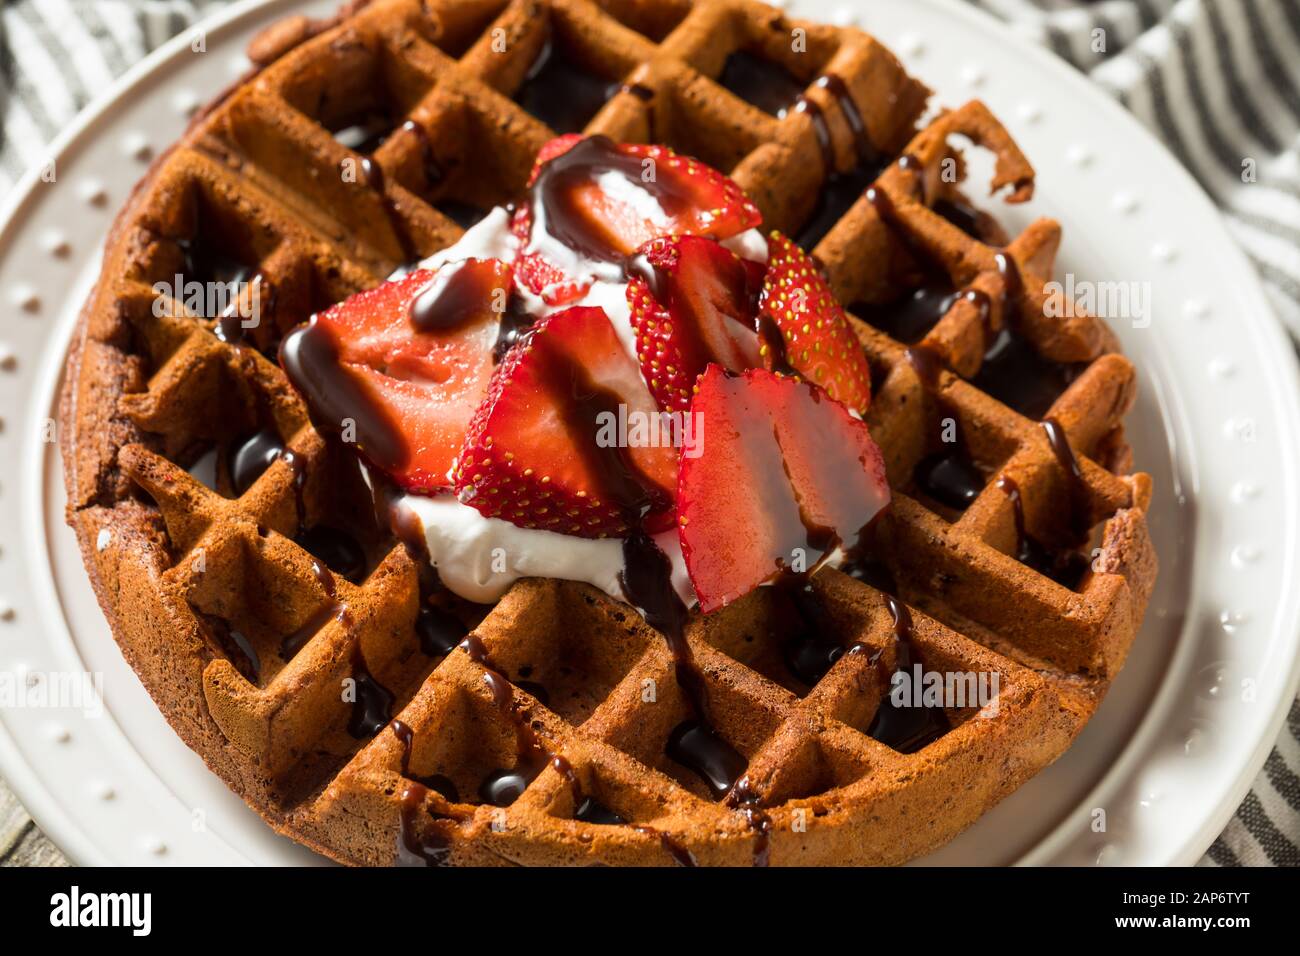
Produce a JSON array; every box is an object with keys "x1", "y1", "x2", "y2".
[{"x1": 61, "y1": 0, "x2": 1156, "y2": 866}]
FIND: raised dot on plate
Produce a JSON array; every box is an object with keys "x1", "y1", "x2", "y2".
[
  {"x1": 123, "y1": 132, "x2": 153, "y2": 162},
  {"x1": 1138, "y1": 790, "x2": 1163, "y2": 809},
  {"x1": 1230, "y1": 480, "x2": 1260, "y2": 503},
  {"x1": 173, "y1": 90, "x2": 200, "y2": 117},
  {"x1": 43, "y1": 231, "x2": 71, "y2": 258},
  {"x1": 1019, "y1": 102, "x2": 1043, "y2": 124},
  {"x1": 896, "y1": 34, "x2": 925, "y2": 58},
  {"x1": 0, "y1": 347, "x2": 15, "y2": 372},
  {"x1": 79, "y1": 180, "x2": 108, "y2": 207},
  {"x1": 93, "y1": 782, "x2": 116, "y2": 801},
  {"x1": 1196, "y1": 663, "x2": 1229, "y2": 700},
  {"x1": 48, "y1": 724, "x2": 71, "y2": 744},
  {"x1": 1183, "y1": 298, "x2": 1210, "y2": 321},
  {"x1": 143, "y1": 837, "x2": 168, "y2": 857},
  {"x1": 1231, "y1": 544, "x2": 1260, "y2": 567},
  {"x1": 1112, "y1": 192, "x2": 1139, "y2": 214},
  {"x1": 12, "y1": 285, "x2": 39, "y2": 313},
  {"x1": 1219, "y1": 608, "x2": 1248, "y2": 633},
  {"x1": 0, "y1": 601, "x2": 14, "y2": 621},
  {"x1": 961, "y1": 66, "x2": 987, "y2": 88},
  {"x1": 831, "y1": 6, "x2": 857, "y2": 26},
  {"x1": 1150, "y1": 242, "x2": 1176, "y2": 263},
  {"x1": 1066, "y1": 144, "x2": 1093, "y2": 167},
  {"x1": 1207, "y1": 356, "x2": 1236, "y2": 379}
]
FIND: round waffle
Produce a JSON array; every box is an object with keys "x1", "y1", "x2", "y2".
[{"x1": 60, "y1": 0, "x2": 1157, "y2": 866}]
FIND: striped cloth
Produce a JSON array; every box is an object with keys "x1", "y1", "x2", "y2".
[{"x1": 0, "y1": 0, "x2": 1296, "y2": 866}]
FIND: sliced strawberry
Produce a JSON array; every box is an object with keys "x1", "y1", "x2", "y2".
[
  {"x1": 678, "y1": 366, "x2": 891, "y2": 612},
  {"x1": 626, "y1": 235, "x2": 764, "y2": 411},
  {"x1": 759, "y1": 231, "x2": 873, "y2": 411},
  {"x1": 455, "y1": 305, "x2": 678, "y2": 538},
  {"x1": 513, "y1": 135, "x2": 761, "y2": 300},
  {"x1": 526, "y1": 134, "x2": 585, "y2": 185},
  {"x1": 280, "y1": 262, "x2": 509, "y2": 493},
  {"x1": 510, "y1": 204, "x2": 592, "y2": 305}
]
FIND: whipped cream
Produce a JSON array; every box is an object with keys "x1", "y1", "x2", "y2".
[{"x1": 386, "y1": 205, "x2": 766, "y2": 608}]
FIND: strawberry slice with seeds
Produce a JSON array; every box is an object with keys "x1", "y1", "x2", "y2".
[
  {"x1": 512, "y1": 135, "x2": 761, "y2": 300},
  {"x1": 280, "y1": 261, "x2": 509, "y2": 493},
  {"x1": 678, "y1": 366, "x2": 891, "y2": 612},
  {"x1": 625, "y1": 235, "x2": 764, "y2": 411},
  {"x1": 510, "y1": 204, "x2": 592, "y2": 306},
  {"x1": 759, "y1": 231, "x2": 873, "y2": 411},
  {"x1": 455, "y1": 305, "x2": 678, "y2": 538}
]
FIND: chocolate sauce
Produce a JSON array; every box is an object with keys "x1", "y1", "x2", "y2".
[
  {"x1": 391, "y1": 719, "x2": 460, "y2": 800},
  {"x1": 461, "y1": 634, "x2": 560, "y2": 807},
  {"x1": 528, "y1": 135, "x2": 699, "y2": 265},
  {"x1": 408, "y1": 258, "x2": 504, "y2": 333},
  {"x1": 334, "y1": 110, "x2": 394, "y2": 154},
  {"x1": 666, "y1": 719, "x2": 747, "y2": 799},
  {"x1": 995, "y1": 475, "x2": 1090, "y2": 589},
  {"x1": 400, "y1": 119, "x2": 443, "y2": 185},
  {"x1": 971, "y1": 326, "x2": 1084, "y2": 420},
  {"x1": 280, "y1": 320, "x2": 410, "y2": 474},
  {"x1": 296, "y1": 525, "x2": 366, "y2": 583},
  {"x1": 416, "y1": 604, "x2": 467, "y2": 657},
  {"x1": 866, "y1": 595, "x2": 951, "y2": 752},
  {"x1": 347, "y1": 641, "x2": 395, "y2": 739},
  {"x1": 177, "y1": 225, "x2": 252, "y2": 289},
  {"x1": 226, "y1": 627, "x2": 261, "y2": 683},
  {"x1": 214, "y1": 273, "x2": 270, "y2": 346},
  {"x1": 540, "y1": 346, "x2": 672, "y2": 524},
  {"x1": 279, "y1": 601, "x2": 348, "y2": 659},
  {"x1": 914, "y1": 448, "x2": 984, "y2": 512},
  {"x1": 718, "y1": 51, "x2": 804, "y2": 117},
  {"x1": 1041, "y1": 418, "x2": 1092, "y2": 543},
  {"x1": 357, "y1": 155, "x2": 418, "y2": 264},
  {"x1": 933, "y1": 198, "x2": 984, "y2": 238},
  {"x1": 726, "y1": 776, "x2": 773, "y2": 867},
  {"x1": 619, "y1": 533, "x2": 700, "y2": 706},
  {"x1": 229, "y1": 427, "x2": 284, "y2": 495},
  {"x1": 850, "y1": 280, "x2": 953, "y2": 345},
  {"x1": 395, "y1": 783, "x2": 452, "y2": 867},
  {"x1": 574, "y1": 796, "x2": 626, "y2": 825},
  {"x1": 514, "y1": 39, "x2": 617, "y2": 133},
  {"x1": 756, "y1": 313, "x2": 797, "y2": 376},
  {"x1": 905, "y1": 344, "x2": 946, "y2": 389},
  {"x1": 492, "y1": 293, "x2": 536, "y2": 363},
  {"x1": 793, "y1": 75, "x2": 890, "y2": 249}
]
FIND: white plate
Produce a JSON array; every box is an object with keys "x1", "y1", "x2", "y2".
[{"x1": 0, "y1": 0, "x2": 1296, "y2": 866}]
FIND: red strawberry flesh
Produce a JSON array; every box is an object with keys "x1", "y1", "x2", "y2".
[
  {"x1": 280, "y1": 263, "x2": 508, "y2": 493},
  {"x1": 626, "y1": 235, "x2": 763, "y2": 411},
  {"x1": 678, "y1": 366, "x2": 891, "y2": 612},
  {"x1": 513, "y1": 135, "x2": 761, "y2": 299},
  {"x1": 759, "y1": 232, "x2": 873, "y2": 411},
  {"x1": 456, "y1": 305, "x2": 678, "y2": 537}
]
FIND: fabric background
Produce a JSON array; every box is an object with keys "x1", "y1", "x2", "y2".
[{"x1": 0, "y1": 0, "x2": 1296, "y2": 867}]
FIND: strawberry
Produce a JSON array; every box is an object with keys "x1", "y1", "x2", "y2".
[
  {"x1": 625, "y1": 235, "x2": 764, "y2": 411},
  {"x1": 510, "y1": 204, "x2": 592, "y2": 306},
  {"x1": 455, "y1": 305, "x2": 678, "y2": 538},
  {"x1": 759, "y1": 231, "x2": 873, "y2": 411},
  {"x1": 512, "y1": 135, "x2": 761, "y2": 301},
  {"x1": 279, "y1": 261, "x2": 509, "y2": 493},
  {"x1": 678, "y1": 366, "x2": 891, "y2": 612}
]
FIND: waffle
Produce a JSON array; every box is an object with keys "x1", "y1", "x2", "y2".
[{"x1": 60, "y1": 0, "x2": 1157, "y2": 866}]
